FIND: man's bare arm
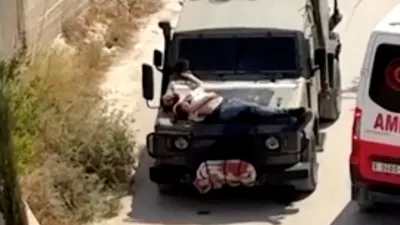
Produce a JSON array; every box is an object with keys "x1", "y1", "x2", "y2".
[{"x1": 181, "y1": 72, "x2": 204, "y2": 88}]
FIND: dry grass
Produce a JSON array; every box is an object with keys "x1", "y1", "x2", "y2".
[
  {"x1": 62, "y1": 0, "x2": 162, "y2": 51},
  {"x1": 8, "y1": 46, "x2": 136, "y2": 225},
  {"x1": 2, "y1": 0, "x2": 163, "y2": 224}
]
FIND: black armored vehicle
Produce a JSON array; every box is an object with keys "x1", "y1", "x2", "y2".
[{"x1": 141, "y1": 0, "x2": 343, "y2": 195}]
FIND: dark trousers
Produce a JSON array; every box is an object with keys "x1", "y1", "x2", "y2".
[
  {"x1": 207, "y1": 98, "x2": 297, "y2": 125},
  {"x1": 193, "y1": 99, "x2": 299, "y2": 169}
]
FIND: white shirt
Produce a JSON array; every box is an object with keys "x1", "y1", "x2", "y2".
[
  {"x1": 188, "y1": 88, "x2": 209, "y2": 121},
  {"x1": 174, "y1": 87, "x2": 222, "y2": 122}
]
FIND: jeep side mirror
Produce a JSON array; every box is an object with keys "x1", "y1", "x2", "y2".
[
  {"x1": 158, "y1": 21, "x2": 172, "y2": 37},
  {"x1": 142, "y1": 64, "x2": 154, "y2": 101},
  {"x1": 153, "y1": 50, "x2": 163, "y2": 67}
]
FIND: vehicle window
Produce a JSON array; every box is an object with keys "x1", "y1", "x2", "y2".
[
  {"x1": 177, "y1": 36, "x2": 298, "y2": 74},
  {"x1": 178, "y1": 38, "x2": 235, "y2": 71},
  {"x1": 369, "y1": 44, "x2": 400, "y2": 113},
  {"x1": 236, "y1": 37, "x2": 297, "y2": 72}
]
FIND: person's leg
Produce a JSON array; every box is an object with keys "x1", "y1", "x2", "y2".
[
  {"x1": 251, "y1": 105, "x2": 299, "y2": 124},
  {"x1": 218, "y1": 99, "x2": 252, "y2": 122},
  {"x1": 215, "y1": 99, "x2": 253, "y2": 140},
  {"x1": 217, "y1": 98, "x2": 306, "y2": 124},
  {"x1": 250, "y1": 104, "x2": 290, "y2": 117},
  {"x1": 242, "y1": 102, "x2": 306, "y2": 125}
]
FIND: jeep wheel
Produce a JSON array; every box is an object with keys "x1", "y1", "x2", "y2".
[
  {"x1": 327, "y1": 59, "x2": 342, "y2": 121},
  {"x1": 158, "y1": 184, "x2": 177, "y2": 195},
  {"x1": 296, "y1": 134, "x2": 318, "y2": 193},
  {"x1": 332, "y1": 59, "x2": 342, "y2": 120},
  {"x1": 273, "y1": 187, "x2": 298, "y2": 205},
  {"x1": 296, "y1": 162, "x2": 318, "y2": 193}
]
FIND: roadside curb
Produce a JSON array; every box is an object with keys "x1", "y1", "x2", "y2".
[{"x1": 24, "y1": 201, "x2": 40, "y2": 225}]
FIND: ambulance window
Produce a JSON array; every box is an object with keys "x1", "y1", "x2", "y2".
[{"x1": 369, "y1": 44, "x2": 400, "y2": 113}]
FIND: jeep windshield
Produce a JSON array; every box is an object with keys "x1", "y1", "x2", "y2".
[{"x1": 177, "y1": 36, "x2": 299, "y2": 77}]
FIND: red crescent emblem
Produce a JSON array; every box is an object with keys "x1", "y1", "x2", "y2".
[{"x1": 384, "y1": 58, "x2": 400, "y2": 92}]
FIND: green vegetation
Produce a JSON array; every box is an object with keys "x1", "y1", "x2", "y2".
[
  {"x1": 3, "y1": 46, "x2": 136, "y2": 225},
  {"x1": 0, "y1": 59, "x2": 29, "y2": 225},
  {"x1": 0, "y1": 0, "x2": 161, "y2": 224}
]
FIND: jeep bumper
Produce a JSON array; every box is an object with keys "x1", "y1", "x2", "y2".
[
  {"x1": 352, "y1": 184, "x2": 400, "y2": 205},
  {"x1": 149, "y1": 162, "x2": 312, "y2": 187},
  {"x1": 351, "y1": 165, "x2": 400, "y2": 205}
]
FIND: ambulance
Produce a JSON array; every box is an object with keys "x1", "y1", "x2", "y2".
[{"x1": 350, "y1": 4, "x2": 400, "y2": 212}]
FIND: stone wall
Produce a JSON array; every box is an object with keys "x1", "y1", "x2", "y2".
[
  {"x1": 0, "y1": 0, "x2": 89, "y2": 59},
  {"x1": 0, "y1": 0, "x2": 22, "y2": 59}
]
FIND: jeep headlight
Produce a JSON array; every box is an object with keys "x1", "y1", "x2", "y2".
[
  {"x1": 174, "y1": 137, "x2": 189, "y2": 150},
  {"x1": 265, "y1": 136, "x2": 280, "y2": 150}
]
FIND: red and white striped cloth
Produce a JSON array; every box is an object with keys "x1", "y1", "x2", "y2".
[{"x1": 193, "y1": 159, "x2": 257, "y2": 194}]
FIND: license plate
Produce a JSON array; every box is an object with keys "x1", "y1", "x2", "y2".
[{"x1": 372, "y1": 161, "x2": 400, "y2": 175}]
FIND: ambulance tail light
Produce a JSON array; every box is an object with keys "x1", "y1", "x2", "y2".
[{"x1": 350, "y1": 107, "x2": 362, "y2": 165}]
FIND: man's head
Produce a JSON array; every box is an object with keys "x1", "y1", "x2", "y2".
[
  {"x1": 161, "y1": 92, "x2": 180, "y2": 111},
  {"x1": 173, "y1": 102, "x2": 189, "y2": 120},
  {"x1": 172, "y1": 59, "x2": 189, "y2": 74}
]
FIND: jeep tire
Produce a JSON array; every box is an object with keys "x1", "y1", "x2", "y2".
[{"x1": 295, "y1": 134, "x2": 318, "y2": 193}]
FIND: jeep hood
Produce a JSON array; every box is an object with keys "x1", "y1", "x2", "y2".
[{"x1": 171, "y1": 78, "x2": 307, "y2": 108}]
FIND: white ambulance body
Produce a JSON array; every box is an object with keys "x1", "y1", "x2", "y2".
[{"x1": 351, "y1": 3, "x2": 400, "y2": 211}]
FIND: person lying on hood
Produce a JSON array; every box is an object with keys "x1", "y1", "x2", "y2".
[
  {"x1": 161, "y1": 63, "x2": 307, "y2": 124},
  {"x1": 160, "y1": 59, "x2": 203, "y2": 112},
  {"x1": 169, "y1": 87, "x2": 306, "y2": 124}
]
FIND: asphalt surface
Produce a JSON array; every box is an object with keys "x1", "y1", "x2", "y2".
[{"x1": 104, "y1": 0, "x2": 400, "y2": 224}]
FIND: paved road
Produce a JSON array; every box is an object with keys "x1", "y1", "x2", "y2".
[{"x1": 104, "y1": 0, "x2": 400, "y2": 224}]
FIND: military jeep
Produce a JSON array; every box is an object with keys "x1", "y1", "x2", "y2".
[{"x1": 141, "y1": 0, "x2": 343, "y2": 195}]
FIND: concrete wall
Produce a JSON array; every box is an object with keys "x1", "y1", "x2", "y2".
[
  {"x1": 0, "y1": 0, "x2": 22, "y2": 59},
  {"x1": 0, "y1": 212, "x2": 4, "y2": 225},
  {"x1": 0, "y1": 0, "x2": 89, "y2": 59},
  {"x1": 0, "y1": 0, "x2": 90, "y2": 221},
  {"x1": 0, "y1": 203, "x2": 40, "y2": 225}
]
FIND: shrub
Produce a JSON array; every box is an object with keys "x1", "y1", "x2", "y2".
[
  {"x1": 2, "y1": 0, "x2": 162, "y2": 224},
  {"x1": 3, "y1": 47, "x2": 136, "y2": 225},
  {"x1": 0, "y1": 59, "x2": 30, "y2": 225}
]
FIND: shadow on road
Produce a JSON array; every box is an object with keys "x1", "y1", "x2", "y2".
[
  {"x1": 331, "y1": 201, "x2": 400, "y2": 225},
  {"x1": 129, "y1": 193, "x2": 299, "y2": 225},
  {"x1": 127, "y1": 147, "x2": 301, "y2": 225}
]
